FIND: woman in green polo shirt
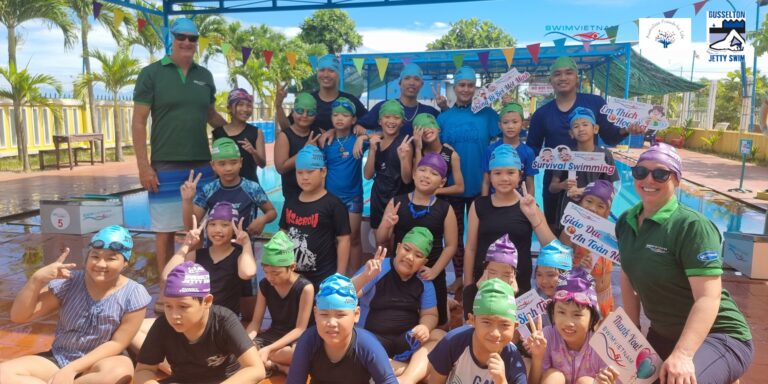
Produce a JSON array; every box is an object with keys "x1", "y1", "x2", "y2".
[{"x1": 616, "y1": 143, "x2": 752, "y2": 384}]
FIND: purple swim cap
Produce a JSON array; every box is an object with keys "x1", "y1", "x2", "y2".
[
  {"x1": 555, "y1": 267, "x2": 598, "y2": 309},
  {"x1": 165, "y1": 262, "x2": 211, "y2": 298},
  {"x1": 582, "y1": 180, "x2": 615, "y2": 206},
  {"x1": 485, "y1": 234, "x2": 518, "y2": 268},
  {"x1": 637, "y1": 143, "x2": 682, "y2": 180},
  {"x1": 208, "y1": 201, "x2": 239, "y2": 222},
  {"x1": 417, "y1": 152, "x2": 448, "y2": 178}
]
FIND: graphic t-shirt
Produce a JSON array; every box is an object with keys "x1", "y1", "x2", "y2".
[
  {"x1": 287, "y1": 327, "x2": 398, "y2": 384},
  {"x1": 279, "y1": 193, "x2": 351, "y2": 286},
  {"x1": 137, "y1": 305, "x2": 255, "y2": 383},
  {"x1": 428, "y1": 326, "x2": 527, "y2": 384}
]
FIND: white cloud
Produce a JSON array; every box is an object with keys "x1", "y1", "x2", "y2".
[
  {"x1": 272, "y1": 26, "x2": 301, "y2": 38},
  {"x1": 432, "y1": 22, "x2": 449, "y2": 29},
  {"x1": 356, "y1": 25, "x2": 449, "y2": 53}
]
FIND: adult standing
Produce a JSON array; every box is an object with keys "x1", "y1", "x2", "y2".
[
  {"x1": 438, "y1": 66, "x2": 500, "y2": 292},
  {"x1": 527, "y1": 56, "x2": 642, "y2": 228},
  {"x1": 276, "y1": 54, "x2": 367, "y2": 132},
  {"x1": 131, "y1": 18, "x2": 228, "y2": 307},
  {"x1": 355, "y1": 63, "x2": 440, "y2": 136},
  {"x1": 617, "y1": 144, "x2": 753, "y2": 384}
]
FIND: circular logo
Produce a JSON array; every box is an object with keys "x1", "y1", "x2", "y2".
[{"x1": 51, "y1": 208, "x2": 71, "y2": 230}]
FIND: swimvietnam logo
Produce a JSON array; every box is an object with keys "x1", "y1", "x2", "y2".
[
  {"x1": 544, "y1": 24, "x2": 612, "y2": 42},
  {"x1": 706, "y1": 10, "x2": 746, "y2": 64}
]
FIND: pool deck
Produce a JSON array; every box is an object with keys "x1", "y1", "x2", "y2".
[{"x1": 0, "y1": 145, "x2": 767, "y2": 382}]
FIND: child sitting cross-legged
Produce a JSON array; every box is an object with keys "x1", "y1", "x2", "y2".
[
  {"x1": 287, "y1": 273, "x2": 398, "y2": 384},
  {"x1": 428, "y1": 279, "x2": 528, "y2": 384},
  {"x1": 134, "y1": 262, "x2": 265, "y2": 384},
  {"x1": 245, "y1": 231, "x2": 314, "y2": 376},
  {"x1": 352, "y1": 227, "x2": 446, "y2": 384}
]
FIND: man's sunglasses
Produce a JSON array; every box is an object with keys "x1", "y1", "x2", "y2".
[
  {"x1": 294, "y1": 108, "x2": 317, "y2": 117},
  {"x1": 631, "y1": 166, "x2": 673, "y2": 183},
  {"x1": 173, "y1": 33, "x2": 199, "y2": 43}
]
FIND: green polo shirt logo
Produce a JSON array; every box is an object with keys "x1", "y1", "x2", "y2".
[{"x1": 644, "y1": 244, "x2": 668, "y2": 254}]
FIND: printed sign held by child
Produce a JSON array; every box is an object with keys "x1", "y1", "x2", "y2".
[
  {"x1": 600, "y1": 97, "x2": 669, "y2": 131},
  {"x1": 514, "y1": 289, "x2": 551, "y2": 339},
  {"x1": 532, "y1": 146, "x2": 616, "y2": 179},
  {"x1": 589, "y1": 307, "x2": 662, "y2": 384},
  {"x1": 471, "y1": 68, "x2": 530, "y2": 113},
  {"x1": 560, "y1": 202, "x2": 620, "y2": 265}
]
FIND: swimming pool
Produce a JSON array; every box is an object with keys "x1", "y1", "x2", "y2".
[{"x1": 117, "y1": 158, "x2": 765, "y2": 238}]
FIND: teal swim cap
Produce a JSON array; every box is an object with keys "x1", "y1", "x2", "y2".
[{"x1": 316, "y1": 273, "x2": 358, "y2": 310}]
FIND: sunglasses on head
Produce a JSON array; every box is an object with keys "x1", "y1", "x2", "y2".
[
  {"x1": 173, "y1": 33, "x2": 199, "y2": 43},
  {"x1": 553, "y1": 290, "x2": 592, "y2": 306},
  {"x1": 294, "y1": 108, "x2": 317, "y2": 117},
  {"x1": 89, "y1": 240, "x2": 130, "y2": 254},
  {"x1": 332, "y1": 100, "x2": 355, "y2": 112},
  {"x1": 631, "y1": 166, "x2": 673, "y2": 183}
]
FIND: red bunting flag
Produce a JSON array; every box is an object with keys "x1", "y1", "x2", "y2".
[
  {"x1": 663, "y1": 9, "x2": 678, "y2": 18},
  {"x1": 527, "y1": 43, "x2": 541, "y2": 64},
  {"x1": 693, "y1": 1, "x2": 708, "y2": 15},
  {"x1": 93, "y1": 1, "x2": 102, "y2": 18},
  {"x1": 262, "y1": 50, "x2": 273, "y2": 67},
  {"x1": 241, "y1": 47, "x2": 252, "y2": 65},
  {"x1": 477, "y1": 51, "x2": 490, "y2": 71},
  {"x1": 138, "y1": 18, "x2": 147, "y2": 32}
]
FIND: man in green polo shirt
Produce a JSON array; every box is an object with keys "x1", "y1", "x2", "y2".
[
  {"x1": 617, "y1": 143, "x2": 752, "y2": 384},
  {"x1": 131, "y1": 18, "x2": 228, "y2": 306}
]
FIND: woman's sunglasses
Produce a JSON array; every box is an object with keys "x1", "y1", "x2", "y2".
[
  {"x1": 294, "y1": 108, "x2": 317, "y2": 117},
  {"x1": 173, "y1": 33, "x2": 199, "y2": 43},
  {"x1": 631, "y1": 166, "x2": 673, "y2": 183}
]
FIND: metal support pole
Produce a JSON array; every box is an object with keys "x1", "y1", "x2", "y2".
[
  {"x1": 748, "y1": 1, "x2": 761, "y2": 132},
  {"x1": 590, "y1": 65, "x2": 595, "y2": 94},
  {"x1": 604, "y1": 58, "x2": 612, "y2": 97},
  {"x1": 163, "y1": 0, "x2": 171, "y2": 55}
]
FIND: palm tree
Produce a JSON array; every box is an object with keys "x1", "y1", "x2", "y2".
[
  {"x1": 0, "y1": 64, "x2": 63, "y2": 172},
  {"x1": 205, "y1": 20, "x2": 250, "y2": 88},
  {"x1": 74, "y1": 49, "x2": 141, "y2": 162},
  {"x1": 0, "y1": 0, "x2": 77, "y2": 70},
  {"x1": 67, "y1": 0, "x2": 134, "y2": 145}
]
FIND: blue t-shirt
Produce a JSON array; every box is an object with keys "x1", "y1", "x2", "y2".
[
  {"x1": 323, "y1": 134, "x2": 367, "y2": 201},
  {"x1": 428, "y1": 325, "x2": 527, "y2": 384},
  {"x1": 287, "y1": 327, "x2": 398, "y2": 384},
  {"x1": 193, "y1": 178, "x2": 270, "y2": 229},
  {"x1": 439, "y1": 106, "x2": 500, "y2": 197},
  {"x1": 526, "y1": 93, "x2": 624, "y2": 153},
  {"x1": 357, "y1": 99, "x2": 440, "y2": 136},
  {"x1": 354, "y1": 258, "x2": 437, "y2": 335}
]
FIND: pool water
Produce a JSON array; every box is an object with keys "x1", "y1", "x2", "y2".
[{"x1": 119, "y1": 160, "x2": 764, "y2": 236}]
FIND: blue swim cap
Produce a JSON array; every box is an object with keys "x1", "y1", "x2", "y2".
[
  {"x1": 537, "y1": 240, "x2": 573, "y2": 271},
  {"x1": 295, "y1": 145, "x2": 325, "y2": 170},
  {"x1": 90, "y1": 225, "x2": 133, "y2": 260},
  {"x1": 316, "y1": 273, "x2": 358, "y2": 310},
  {"x1": 399, "y1": 63, "x2": 423, "y2": 82},
  {"x1": 489, "y1": 144, "x2": 522, "y2": 170},
  {"x1": 569, "y1": 107, "x2": 596, "y2": 126},
  {"x1": 170, "y1": 18, "x2": 199, "y2": 36},
  {"x1": 318, "y1": 54, "x2": 340, "y2": 73},
  {"x1": 454, "y1": 66, "x2": 476, "y2": 83}
]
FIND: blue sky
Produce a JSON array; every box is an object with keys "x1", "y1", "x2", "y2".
[{"x1": 0, "y1": 0, "x2": 766, "y2": 94}]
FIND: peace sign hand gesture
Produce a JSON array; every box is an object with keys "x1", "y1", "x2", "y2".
[
  {"x1": 397, "y1": 135, "x2": 414, "y2": 160},
  {"x1": 364, "y1": 246, "x2": 388, "y2": 276},
  {"x1": 432, "y1": 83, "x2": 448, "y2": 110},
  {"x1": 383, "y1": 201, "x2": 401, "y2": 229},
  {"x1": 181, "y1": 170, "x2": 202, "y2": 201},
  {"x1": 231, "y1": 218, "x2": 251, "y2": 247},
  {"x1": 275, "y1": 82, "x2": 288, "y2": 106},
  {"x1": 183, "y1": 215, "x2": 206, "y2": 248},
  {"x1": 514, "y1": 182, "x2": 540, "y2": 222},
  {"x1": 32, "y1": 248, "x2": 76, "y2": 285},
  {"x1": 304, "y1": 131, "x2": 321, "y2": 148},
  {"x1": 525, "y1": 314, "x2": 547, "y2": 359}
]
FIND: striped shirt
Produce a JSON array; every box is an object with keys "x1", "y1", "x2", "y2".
[{"x1": 49, "y1": 270, "x2": 151, "y2": 367}]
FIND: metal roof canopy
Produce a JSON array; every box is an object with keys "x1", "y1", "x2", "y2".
[{"x1": 339, "y1": 43, "x2": 635, "y2": 99}]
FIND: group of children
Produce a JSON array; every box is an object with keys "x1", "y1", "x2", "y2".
[{"x1": 2, "y1": 64, "x2": 628, "y2": 384}]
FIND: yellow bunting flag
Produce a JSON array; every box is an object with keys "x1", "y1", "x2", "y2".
[
  {"x1": 198, "y1": 37, "x2": 210, "y2": 55},
  {"x1": 452, "y1": 54, "x2": 464, "y2": 70},
  {"x1": 502, "y1": 47, "x2": 515, "y2": 68},
  {"x1": 286, "y1": 52, "x2": 297, "y2": 68},
  {"x1": 375, "y1": 57, "x2": 389, "y2": 81},
  {"x1": 352, "y1": 57, "x2": 365, "y2": 74},
  {"x1": 113, "y1": 9, "x2": 125, "y2": 30}
]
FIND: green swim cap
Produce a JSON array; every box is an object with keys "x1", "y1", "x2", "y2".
[
  {"x1": 211, "y1": 137, "x2": 241, "y2": 160},
  {"x1": 413, "y1": 113, "x2": 440, "y2": 131},
  {"x1": 402, "y1": 226, "x2": 434, "y2": 257},
  {"x1": 332, "y1": 97, "x2": 356, "y2": 115},
  {"x1": 262, "y1": 231, "x2": 295, "y2": 267},
  {"x1": 379, "y1": 99, "x2": 404, "y2": 118},
  {"x1": 294, "y1": 92, "x2": 317, "y2": 112},
  {"x1": 500, "y1": 102, "x2": 524, "y2": 118},
  {"x1": 550, "y1": 56, "x2": 578, "y2": 73},
  {"x1": 473, "y1": 278, "x2": 517, "y2": 320}
]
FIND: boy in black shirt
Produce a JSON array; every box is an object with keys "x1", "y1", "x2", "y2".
[
  {"x1": 134, "y1": 262, "x2": 264, "y2": 384},
  {"x1": 280, "y1": 145, "x2": 351, "y2": 289}
]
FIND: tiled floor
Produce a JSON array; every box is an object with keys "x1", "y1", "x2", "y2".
[{"x1": 1, "y1": 145, "x2": 766, "y2": 382}]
